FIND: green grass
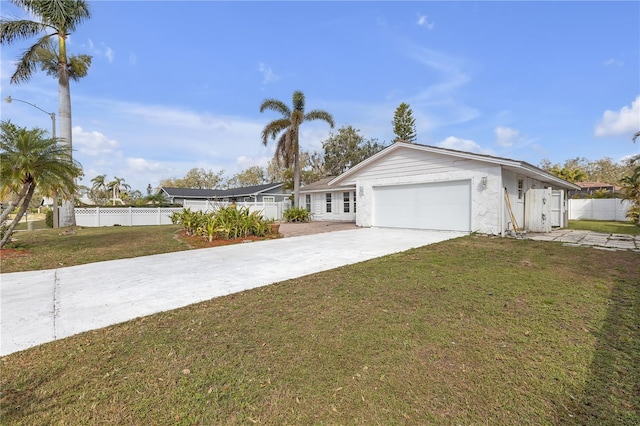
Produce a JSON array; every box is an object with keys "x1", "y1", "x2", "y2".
[
  {"x1": 569, "y1": 220, "x2": 640, "y2": 235},
  {"x1": 1, "y1": 236, "x2": 638, "y2": 424},
  {"x1": 1, "y1": 225, "x2": 188, "y2": 273}
]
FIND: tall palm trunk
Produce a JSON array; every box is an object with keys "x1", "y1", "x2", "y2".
[
  {"x1": 57, "y1": 32, "x2": 76, "y2": 226},
  {"x1": 293, "y1": 150, "x2": 300, "y2": 207}
]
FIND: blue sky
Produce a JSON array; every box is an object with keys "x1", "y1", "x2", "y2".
[{"x1": 1, "y1": 1, "x2": 639, "y2": 193}]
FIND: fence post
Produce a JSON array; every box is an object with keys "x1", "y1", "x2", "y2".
[
  {"x1": 157, "y1": 207, "x2": 161, "y2": 225},
  {"x1": 96, "y1": 206, "x2": 100, "y2": 227}
]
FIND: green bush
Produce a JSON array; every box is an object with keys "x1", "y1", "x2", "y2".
[
  {"x1": 283, "y1": 207, "x2": 312, "y2": 223},
  {"x1": 626, "y1": 204, "x2": 639, "y2": 225},
  {"x1": 173, "y1": 206, "x2": 272, "y2": 241},
  {"x1": 45, "y1": 209, "x2": 54, "y2": 228}
]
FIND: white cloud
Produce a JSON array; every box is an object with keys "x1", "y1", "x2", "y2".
[
  {"x1": 258, "y1": 62, "x2": 279, "y2": 85},
  {"x1": 495, "y1": 126, "x2": 520, "y2": 147},
  {"x1": 72, "y1": 126, "x2": 119, "y2": 156},
  {"x1": 603, "y1": 58, "x2": 623, "y2": 67},
  {"x1": 83, "y1": 39, "x2": 115, "y2": 63},
  {"x1": 416, "y1": 14, "x2": 434, "y2": 30},
  {"x1": 595, "y1": 96, "x2": 640, "y2": 137},
  {"x1": 437, "y1": 136, "x2": 494, "y2": 155},
  {"x1": 105, "y1": 47, "x2": 114, "y2": 63}
]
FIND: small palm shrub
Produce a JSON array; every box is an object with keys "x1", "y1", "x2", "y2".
[
  {"x1": 173, "y1": 206, "x2": 272, "y2": 241},
  {"x1": 283, "y1": 207, "x2": 312, "y2": 223}
]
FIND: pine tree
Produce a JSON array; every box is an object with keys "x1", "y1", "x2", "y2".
[{"x1": 392, "y1": 102, "x2": 417, "y2": 142}]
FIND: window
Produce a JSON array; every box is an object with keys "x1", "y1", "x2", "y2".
[
  {"x1": 263, "y1": 196, "x2": 275, "y2": 203},
  {"x1": 343, "y1": 192, "x2": 350, "y2": 213},
  {"x1": 353, "y1": 191, "x2": 357, "y2": 213},
  {"x1": 305, "y1": 194, "x2": 311, "y2": 212},
  {"x1": 325, "y1": 193, "x2": 332, "y2": 213},
  {"x1": 517, "y1": 178, "x2": 524, "y2": 200}
]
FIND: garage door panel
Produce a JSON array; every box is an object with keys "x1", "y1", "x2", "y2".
[{"x1": 373, "y1": 180, "x2": 470, "y2": 231}]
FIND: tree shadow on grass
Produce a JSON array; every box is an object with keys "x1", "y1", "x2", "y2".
[{"x1": 555, "y1": 270, "x2": 640, "y2": 424}]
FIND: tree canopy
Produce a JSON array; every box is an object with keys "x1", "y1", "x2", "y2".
[
  {"x1": 323, "y1": 125, "x2": 386, "y2": 176},
  {"x1": 392, "y1": 102, "x2": 417, "y2": 142},
  {"x1": 159, "y1": 168, "x2": 227, "y2": 189}
]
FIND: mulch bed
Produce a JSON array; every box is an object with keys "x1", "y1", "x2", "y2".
[
  {"x1": 176, "y1": 230, "x2": 280, "y2": 249},
  {"x1": 0, "y1": 248, "x2": 30, "y2": 260}
]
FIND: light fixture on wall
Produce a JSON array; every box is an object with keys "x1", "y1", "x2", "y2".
[{"x1": 481, "y1": 177, "x2": 488, "y2": 188}]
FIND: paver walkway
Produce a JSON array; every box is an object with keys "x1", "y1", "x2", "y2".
[{"x1": 527, "y1": 229, "x2": 639, "y2": 251}]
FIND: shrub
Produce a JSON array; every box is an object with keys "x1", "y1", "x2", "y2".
[
  {"x1": 45, "y1": 209, "x2": 54, "y2": 228},
  {"x1": 283, "y1": 207, "x2": 312, "y2": 223},
  {"x1": 173, "y1": 206, "x2": 273, "y2": 241},
  {"x1": 626, "y1": 204, "x2": 639, "y2": 225}
]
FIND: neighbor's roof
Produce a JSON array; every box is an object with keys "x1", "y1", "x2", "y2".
[
  {"x1": 328, "y1": 142, "x2": 581, "y2": 190},
  {"x1": 161, "y1": 182, "x2": 286, "y2": 199},
  {"x1": 575, "y1": 181, "x2": 620, "y2": 189},
  {"x1": 299, "y1": 177, "x2": 354, "y2": 193}
]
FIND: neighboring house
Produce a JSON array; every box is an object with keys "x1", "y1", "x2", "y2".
[
  {"x1": 160, "y1": 182, "x2": 290, "y2": 206},
  {"x1": 300, "y1": 142, "x2": 581, "y2": 235},
  {"x1": 569, "y1": 181, "x2": 621, "y2": 198}
]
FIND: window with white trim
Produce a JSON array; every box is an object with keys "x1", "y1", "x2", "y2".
[
  {"x1": 353, "y1": 191, "x2": 357, "y2": 213},
  {"x1": 305, "y1": 194, "x2": 311, "y2": 212},
  {"x1": 263, "y1": 196, "x2": 275, "y2": 203},
  {"x1": 325, "y1": 193, "x2": 332, "y2": 213},
  {"x1": 517, "y1": 178, "x2": 524, "y2": 200},
  {"x1": 343, "y1": 192, "x2": 350, "y2": 213}
]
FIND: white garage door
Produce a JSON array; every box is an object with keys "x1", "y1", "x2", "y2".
[{"x1": 372, "y1": 180, "x2": 471, "y2": 231}]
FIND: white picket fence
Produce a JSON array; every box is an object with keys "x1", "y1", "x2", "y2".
[
  {"x1": 568, "y1": 198, "x2": 633, "y2": 221},
  {"x1": 75, "y1": 200, "x2": 290, "y2": 227}
]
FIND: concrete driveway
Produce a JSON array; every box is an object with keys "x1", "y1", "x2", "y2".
[{"x1": 0, "y1": 227, "x2": 466, "y2": 356}]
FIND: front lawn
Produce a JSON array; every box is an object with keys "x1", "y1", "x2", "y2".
[{"x1": 1, "y1": 236, "x2": 638, "y2": 424}]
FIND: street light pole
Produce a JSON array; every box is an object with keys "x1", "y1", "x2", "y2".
[{"x1": 4, "y1": 96, "x2": 59, "y2": 228}]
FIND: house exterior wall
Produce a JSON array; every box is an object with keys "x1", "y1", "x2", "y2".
[
  {"x1": 501, "y1": 170, "x2": 569, "y2": 232},
  {"x1": 355, "y1": 161, "x2": 504, "y2": 235},
  {"x1": 306, "y1": 190, "x2": 356, "y2": 221}
]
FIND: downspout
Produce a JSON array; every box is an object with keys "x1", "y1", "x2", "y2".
[{"x1": 500, "y1": 186, "x2": 505, "y2": 237}]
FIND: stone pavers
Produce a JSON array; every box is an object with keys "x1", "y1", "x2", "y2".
[{"x1": 527, "y1": 229, "x2": 639, "y2": 252}]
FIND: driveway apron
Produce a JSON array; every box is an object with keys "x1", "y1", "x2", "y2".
[{"x1": 1, "y1": 228, "x2": 466, "y2": 356}]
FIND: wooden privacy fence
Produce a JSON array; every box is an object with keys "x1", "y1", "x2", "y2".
[
  {"x1": 568, "y1": 198, "x2": 633, "y2": 221},
  {"x1": 75, "y1": 201, "x2": 290, "y2": 227}
]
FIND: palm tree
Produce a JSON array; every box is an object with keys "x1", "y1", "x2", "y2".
[
  {"x1": 260, "y1": 90, "x2": 334, "y2": 206},
  {"x1": 620, "y1": 166, "x2": 640, "y2": 204},
  {"x1": 1, "y1": 0, "x2": 92, "y2": 227},
  {"x1": 90, "y1": 174, "x2": 107, "y2": 204},
  {"x1": 0, "y1": 121, "x2": 82, "y2": 248},
  {"x1": 107, "y1": 176, "x2": 130, "y2": 205}
]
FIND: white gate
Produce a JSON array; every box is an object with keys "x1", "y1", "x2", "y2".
[{"x1": 550, "y1": 190, "x2": 564, "y2": 228}]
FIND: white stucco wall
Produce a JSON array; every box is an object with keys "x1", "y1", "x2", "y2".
[{"x1": 355, "y1": 165, "x2": 503, "y2": 235}]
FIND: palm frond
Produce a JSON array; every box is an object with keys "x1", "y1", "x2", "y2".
[
  {"x1": 68, "y1": 54, "x2": 92, "y2": 80},
  {"x1": 633, "y1": 131, "x2": 640, "y2": 144},
  {"x1": 0, "y1": 19, "x2": 51, "y2": 44},
  {"x1": 260, "y1": 118, "x2": 290, "y2": 145},
  {"x1": 305, "y1": 110, "x2": 335, "y2": 128},
  {"x1": 16, "y1": 0, "x2": 91, "y2": 32},
  {"x1": 259, "y1": 98, "x2": 291, "y2": 116},
  {"x1": 292, "y1": 90, "x2": 305, "y2": 113},
  {"x1": 10, "y1": 35, "x2": 54, "y2": 83}
]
